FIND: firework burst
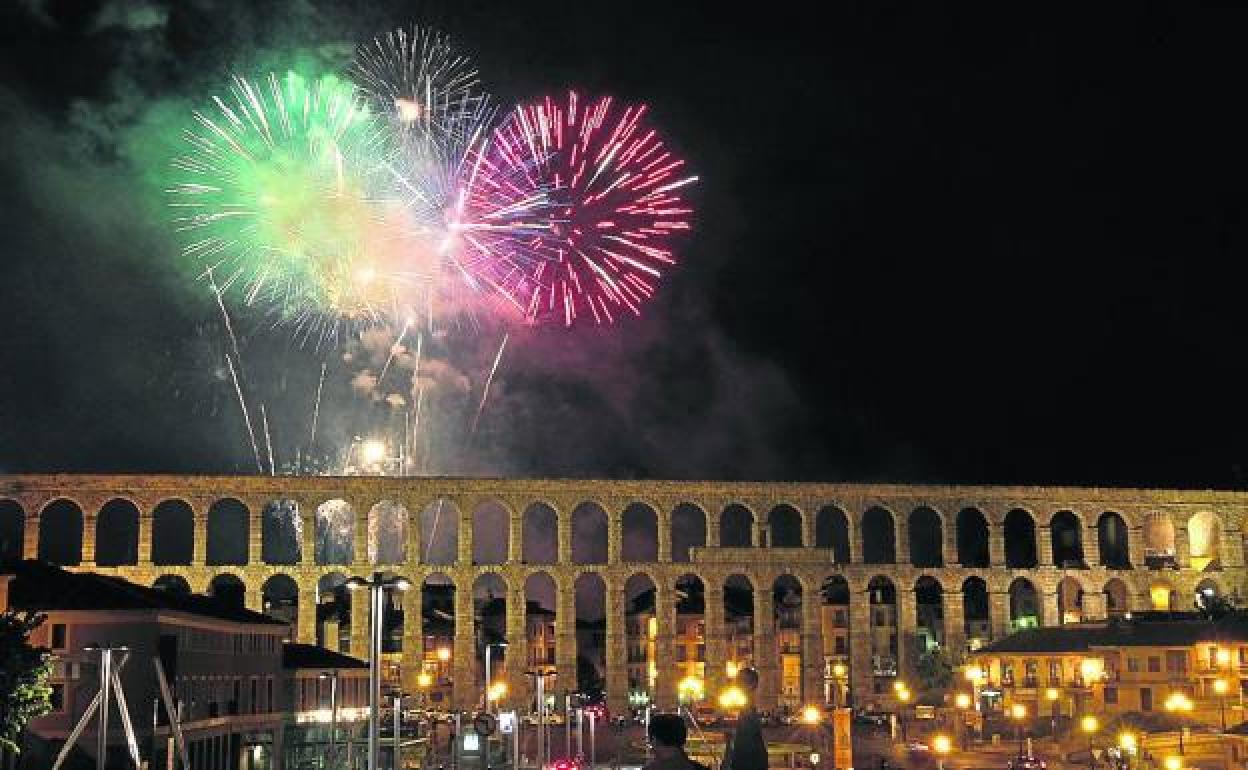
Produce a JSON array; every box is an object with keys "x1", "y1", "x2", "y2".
[
  {"x1": 167, "y1": 71, "x2": 407, "y2": 345},
  {"x1": 479, "y1": 91, "x2": 698, "y2": 326}
]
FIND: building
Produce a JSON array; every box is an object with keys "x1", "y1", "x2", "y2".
[
  {"x1": 0, "y1": 475, "x2": 1242, "y2": 716},
  {"x1": 0, "y1": 560, "x2": 289, "y2": 770},
  {"x1": 967, "y1": 611, "x2": 1248, "y2": 730},
  {"x1": 281, "y1": 643, "x2": 370, "y2": 770}
]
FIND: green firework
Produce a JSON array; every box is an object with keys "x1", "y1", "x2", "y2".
[{"x1": 168, "y1": 71, "x2": 395, "y2": 343}]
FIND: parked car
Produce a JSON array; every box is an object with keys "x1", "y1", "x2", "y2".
[
  {"x1": 1007, "y1": 756, "x2": 1047, "y2": 770},
  {"x1": 855, "y1": 711, "x2": 890, "y2": 727}
]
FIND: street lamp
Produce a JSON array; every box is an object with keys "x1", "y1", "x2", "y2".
[
  {"x1": 965, "y1": 666, "x2": 985, "y2": 712},
  {"x1": 484, "y1": 642, "x2": 509, "y2": 714},
  {"x1": 678, "y1": 676, "x2": 705, "y2": 705},
  {"x1": 1164, "y1": 692, "x2": 1193, "y2": 754},
  {"x1": 347, "y1": 572, "x2": 411, "y2": 770},
  {"x1": 933, "y1": 734, "x2": 952, "y2": 770},
  {"x1": 1081, "y1": 716, "x2": 1098, "y2": 770},
  {"x1": 897, "y1": 686, "x2": 912, "y2": 741},
  {"x1": 1010, "y1": 703, "x2": 1027, "y2": 757},
  {"x1": 1164, "y1": 757, "x2": 1181, "y2": 770},
  {"x1": 1214, "y1": 678, "x2": 1230, "y2": 732},
  {"x1": 802, "y1": 705, "x2": 822, "y2": 725},
  {"x1": 831, "y1": 663, "x2": 848, "y2": 708},
  {"x1": 1118, "y1": 731, "x2": 1137, "y2": 770},
  {"x1": 319, "y1": 670, "x2": 340, "y2": 768},
  {"x1": 954, "y1": 693, "x2": 972, "y2": 748}
]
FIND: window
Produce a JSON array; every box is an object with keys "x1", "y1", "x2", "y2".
[
  {"x1": 267, "y1": 678, "x2": 274, "y2": 712},
  {"x1": 697, "y1": 644, "x2": 706, "y2": 661},
  {"x1": 675, "y1": 647, "x2": 687, "y2": 662},
  {"x1": 1140, "y1": 688, "x2": 1152, "y2": 711},
  {"x1": 834, "y1": 610, "x2": 847, "y2": 627},
  {"x1": 1105, "y1": 687, "x2": 1118, "y2": 704},
  {"x1": 50, "y1": 624, "x2": 66, "y2": 650},
  {"x1": 1165, "y1": 651, "x2": 1187, "y2": 673},
  {"x1": 50, "y1": 683, "x2": 65, "y2": 712},
  {"x1": 835, "y1": 637, "x2": 847, "y2": 654},
  {"x1": 1148, "y1": 657, "x2": 1161, "y2": 673},
  {"x1": 1049, "y1": 660, "x2": 1061, "y2": 684},
  {"x1": 1127, "y1": 657, "x2": 1140, "y2": 673},
  {"x1": 250, "y1": 679, "x2": 258, "y2": 714}
]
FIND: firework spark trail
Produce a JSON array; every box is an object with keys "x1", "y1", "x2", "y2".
[
  {"x1": 226, "y1": 354, "x2": 263, "y2": 472},
  {"x1": 260, "y1": 402, "x2": 276, "y2": 476},
  {"x1": 468, "y1": 333, "x2": 509, "y2": 443},
  {"x1": 310, "y1": 360, "x2": 326, "y2": 449},
  {"x1": 424, "y1": 497, "x2": 444, "y2": 563},
  {"x1": 377, "y1": 318, "x2": 411, "y2": 389}
]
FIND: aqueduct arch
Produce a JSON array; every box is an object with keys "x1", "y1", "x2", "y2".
[{"x1": 1, "y1": 475, "x2": 1242, "y2": 715}]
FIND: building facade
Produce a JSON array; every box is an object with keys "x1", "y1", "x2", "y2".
[
  {"x1": 0, "y1": 562, "x2": 289, "y2": 770},
  {"x1": 0, "y1": 475, "x2": 1243, "y2": 716},
  {"x1": 967, "y1": 612, "x2": 1248, "y2": 731}
]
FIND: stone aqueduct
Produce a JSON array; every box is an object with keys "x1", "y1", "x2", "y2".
[{"x1": 1, "y1": 475, "x2": 1244, "y2": 716}]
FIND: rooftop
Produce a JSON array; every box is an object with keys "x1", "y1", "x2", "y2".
[
  {"x1": 3, "y1": 560, "x2": 287, "y2": 627},
  {"x1": 976, "y1": 611, "x2": 1248, "y2": 654},
  {"x1": 283, "y1": 643, "x2": 368, "y2": 670}
]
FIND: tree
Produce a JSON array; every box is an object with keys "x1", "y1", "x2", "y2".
[
  {"x1": 915, "y1": 648, "x2": 953, "y2": 694},
  {"x1": 0, "y1": 610, "x2": 52, "y2": 755}
]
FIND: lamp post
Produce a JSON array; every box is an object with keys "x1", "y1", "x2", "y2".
[
  {"x1": 347, "y1": 572, "x2": 412, "y2": 770},
  {"x1": 390, "y1": 687, "x2": 407, "y2": 770},
  {"x1": 1045, "y1": 688, "x2": 1060, "y2": 738},
  {"x1": 320, "y1": 670, "x2": 340, "y2": 769},
  {"x1": 484, "y1": 643, "x2": 509, "y2": 715},
  {"x1": 1214, "y1": 678, "x2": 1229, "y2": 732},
  {"x1": 1118, "y1": 732, "x2": 1137, "y2": 770},
  {"x1": 954, "y1": 693, "x2": 972, "y2": 748},
  {"x1": 831, "y1": 663, "x2": 848, "y2": 709},
  {"x1": 1010, "y1": 703, "x2": 1027, "y2": 757},
  {"x1": 1164, "y1": 692, "x2": 1193, "y2": 754},
  {"x1": 965, "y1": 666, "x2": 985, "y2": 715},
  {"x1": 1080, "y1": 715, "x2": 1098, "y2": 770},
  {"x1": 933, "y1": 734, "x2": 951, "y2": 770},
  {"x1": 896, "y1": 685, "x2": 912, "y2": 742}
]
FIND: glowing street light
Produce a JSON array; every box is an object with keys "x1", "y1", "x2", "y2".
[
  {"x1": 1118, "y1": 732, "x2": 1137, "y2": 753},
  {"x1": 955, "y1": 693, "x2": 971, "y2": 709},
  {"x1": 1214, "y1": 678, "x2": 1230, "y2": 731},
  {"x1": 417, "y1": 671, "x2": 432, "y2": 689},
  {"x1": 1165, "y1": 693, "x2": 1193, "y2": 754},
  {"x1": 1045, "y1": 688, "x2": 1060, "y2": 735},
  {"x1": 679, "y1": 676, "x2": 705, "y2": 704},
  {"x1": 1010, "y1": 703, "x2": 1027, "y2": 756},
  {"x1": 719, "y1": 686, "x2": 748, "y2": 711},
  {"x1": 933, "y1": 734, "x2": 952, "y2": 770},
  {"x1": 488, "y1": 682, "x2": 508, "y2": 702},
  {"x1": 1164, "y1": 757, "x2": 1182, "y2": 770},
  {"x1": 1080, "y1": 715, "x2": 1098, "y2": 770},
  {"x1": 437, "y1": 646, "x2": 452, "y2": 662},
  {"x1": 1217, "y1": 648, "x2": 1233, "y2": 667},
  {"x1": 802, "y1": 705, "x2": 822, "y2": 725},
  {"x1": 726, "y1": 661, "x2": 739, "y2": 679}
]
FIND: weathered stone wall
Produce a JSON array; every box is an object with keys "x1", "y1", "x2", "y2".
[{"x1": 1, "y1": 475, "x2": 1243, "y2": 714}]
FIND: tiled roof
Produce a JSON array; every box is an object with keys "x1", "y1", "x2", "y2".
[
  {"x1": 283, "y1": 643, "x2": 368, "y2": 670},
  {"x1": 4, "y1": 560, "x2": 286, "y2": 626},
  {"x1": 977, "y1": 612, "x2": 1248, "y2": 654}
]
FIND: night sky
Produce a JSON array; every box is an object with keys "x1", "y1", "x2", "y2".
[{"x1": 5, "y1": 1, "x2": 1248, "y2": 487}]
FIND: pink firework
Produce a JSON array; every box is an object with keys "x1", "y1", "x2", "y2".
[{"x1": 472, "y1": 91, "x2": 698, "y2": 326}]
